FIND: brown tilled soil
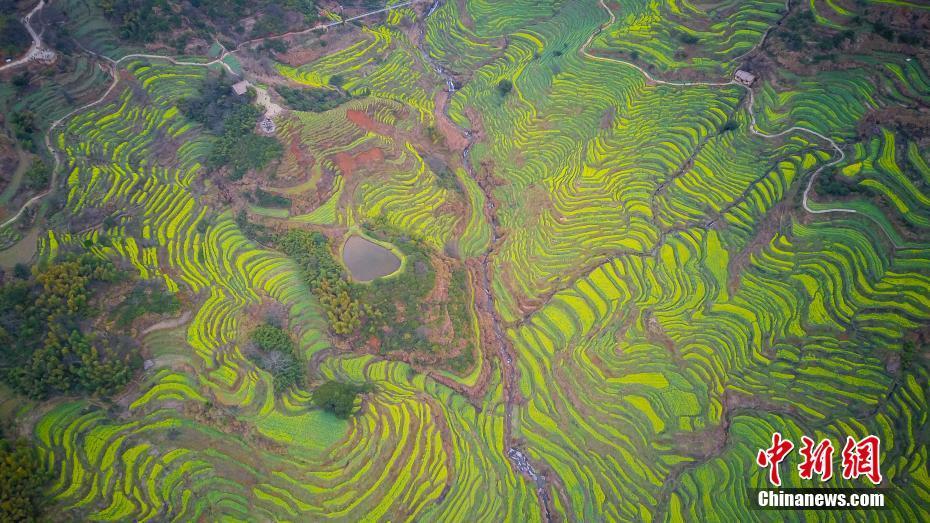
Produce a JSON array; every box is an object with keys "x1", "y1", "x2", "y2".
[
  {"x1": 280, "y1": 133, "x2": 316, "y2": 181},
  {"x1": 346, "y1": 108, "x2": 396, "y2": 136},
  {"x1": 332, "y1": 147, "x2": 385, "y2": 178}
]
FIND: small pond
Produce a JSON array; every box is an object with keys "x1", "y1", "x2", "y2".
[{"x1": 342, "y1": 235, "x2": 401, "y2": 282}]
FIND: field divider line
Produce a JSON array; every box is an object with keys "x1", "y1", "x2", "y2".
[
  {"x1": 1, "y1": 1, "x2": 421, "y2": 231},
  {"x1": 580, "y1": 0, "x2": 900, "y2": 249}
]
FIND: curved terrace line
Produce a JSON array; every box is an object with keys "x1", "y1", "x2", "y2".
[
  {"x1": 581, "y1": 0, "x2": 901, "y2": 248},
  {"x1": 1, "y1": 0, "x2": 423, "y2": 230},
  {"x1": 0, "y1": 0, "x2": 49, "y2": 72}
]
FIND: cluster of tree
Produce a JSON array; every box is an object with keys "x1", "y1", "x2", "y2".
[
  {"x1": 352, "y1": 227, "x2": 437, "y2": 353},
  {"x1": 274, "y1": 226, "x2": 472, "y2": 360},
  {"x1": 251, "y1": 0, "x2": 319, "y2": 38},
  {"x1": 208, "y1": 104, "x2": 283, "y2": 180},
  {"x1": 253, "y1": 188, "x2": 291, "y2": 209},
  {"x1": 316, "y1": 278, "x2": 361, "y2": 335},
  {"x1": 11, "y1": 72, "x2": 29, "y2": 92},
  {"x1": 10, "y1": 111, "x2": 37, "y2": 152},
  {"x1": 0, "y1": 2, "x2": 30, "y2": 59},
  {"x1": 776, "y1": 11, "x2": 818, "y2": 52},
  {"x1": 775, "y1": 8, "x2": 922, "y2": 57},
  {"x1": 250, "y1": 5, "x2": 288, "y2": 39},
  {"x1": 112, "y1": 280, "x2": 181, "y2": 328},
  {"x1": 0, "y1": 255, "x2": 135, "y2": 399},
  {"x1": 180, "y1": 75, "x2": 250, "y2": 132},
  {"x1": 97, "y1": 0, "x2": 319, "y2": 46},
  {"x1": 815, "y1": 29, "x2": 855, "y2": 52},
  {"x1": 496, "y1": 79, "x2": 513, "y2": 96},
  {"x1": 0, "y1": 436, "x2": 47, "y2": 522},
  {"x1": 35, "y1": 3, "x2": 75, "y2": 54},
  {"x1": 275, "y1": 85, "x2": 351, "y2": 113},
  {"x1": 311, "y1": 380, "x2": 368, "y2": 418},
  {"x1": 98, "y1": 0, "x2": 177, "y2": 42},
  {"x1": 776, "y1": 10, "x2": 853, "y2": 54},
  {"x1": 675, "y1": 30, "x2": 700, "y2": 46},
  {"x1": 5, "y1": 329, "x2": 133, "y2": 398},
  {"x1": 328, "y1": 75, "x2": 346, "y2": 89},
  {"x1": 276, "y1": 230, "x2": 361, "y2": 334},
  {"x1": 815, "y1": 166, "x2": 866, "y2": 197},
  {"x1": 24, "y1": 160, "x2": 50, "y2": 191},
  {"x1": 871, "y1": 19, "x2": 923, "y2": 46},
  {"x1": 249, "y1": 324, "x2": 303, "y2": 394},
  {"x1": 283, "y1": 0, "x2": 318, "y2": 24},
  {"x1": 719, "y1": 119, "x2": 739, "y2": 134},
  {"x1": 259, "y1": 38, "x2": 289, "y2": 55},
  {"x1": 442, "y1": 268, "x2": 475, "y2": 374},
  {"x1": 236, "y1": 209, "x2": 275, "y2": 245}
]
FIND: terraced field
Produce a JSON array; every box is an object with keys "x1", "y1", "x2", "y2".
[{"x1": 1, "y1": 0, "x2": 929, "y2": 521}]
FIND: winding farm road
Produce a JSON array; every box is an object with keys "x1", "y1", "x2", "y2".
[
  {"x1": 0, "y1": 0, "x2": 51, "y2": 73},
  {"x1": 0, "y1": 0, "x2": 422, "y2": 231},
  {"x1": 236, "y1": 0, "x2": 423, "y2": 50},
  {"x1": 0, "y1": 62, "x2": 121, "y2": 229},
  {"x1": 579, "y1": 0, "x2": 890, "y2": 241}
]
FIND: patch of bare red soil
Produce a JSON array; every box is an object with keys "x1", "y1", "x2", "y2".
[{"x1": 332, "y1": 147, "x2": 385, "y2": 177}]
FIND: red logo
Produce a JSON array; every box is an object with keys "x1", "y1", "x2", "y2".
[
  {"x1": 757, "y1": 433, "x2": 882, "y2": 486},
  {"x1": 756, "y1": 432, "x2": 794, "y2": 486},
  {"x1": 841, "y1": 435, "x2": 883, "y2": 485},
  {"x1": 798, "y1": 436, "x2": 834, "y2": 481}
]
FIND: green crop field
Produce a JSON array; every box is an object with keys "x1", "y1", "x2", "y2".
[{"x1": 1, "y1": 0, "x2": 929, "y2": 521}]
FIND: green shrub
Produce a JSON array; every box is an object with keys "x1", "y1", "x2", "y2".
[
  {"x1": 312, "y1": 380, "x2": 367, "y2": 418},
  {"x1": 0, "y1": 437, "x2": 47, "y2": 522},
  {"x1": 10, "y1": 111, "x2": 37, "y2": 151},
  {"x1": 677, "y1": 31, "x2": 699, "y2": 45},
  {"x1": 251, "y1": 324, "x2": 295, "y2": 353},
  {"x1": 0, "y1": 256, "x2": 133, "y2": 399},
  {"x1": 249, "y1": 324, "x2": 303, "y2": 394},
  {"x1": 276, "y1": 85, "x2": 351, "y2": 113},
  {"x1": 275, "y1": 230, "x2": 361, "y2": 335},
  {"x1": 23, "y1": 161, "x2": 49, "y2": 191},
  {"x1": 815, "y1": 167, "x2": 868, "y2": 197},
  {"x1": 496, "y1": 79, "x2": 513, "y2": 96},
  {"x1": 113, "y1": 281, "x2": 181, "y2": 328},
  {"x1": 254, "y1": 188, "x2": 291, "y2": 209},
  {"x1": 208, "y1": 104, "x2": 283, "y2": 179},
  {"x1": 328, "y1": 74, "x2": 346, "y2": 88}
]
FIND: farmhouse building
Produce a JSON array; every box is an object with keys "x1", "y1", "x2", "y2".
[
  {"x1": 231, "y1": 80, "x2": 250, "y2": 96},
  {"x1": 734, "y1": 70, "x2": 756, "y2": 87}
]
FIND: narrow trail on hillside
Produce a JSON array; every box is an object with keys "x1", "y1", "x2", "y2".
[
  {"x1": 577, "y1": 0, "x2": 903, "y2": 518},
  {"x1": 417, "y1": 1, "x2": 558, "y2": 520},
  {"x1": 0, "y1": 0, "x2": 423, "y2": 231},
  {"x1": 0, "y1": 61, "x2": 121, "y2": 230},
  {"x1": 581, "y1": 0, "x2": 901, "y2": 249},
  {"x1": 0, "y1": 0, "x2": 50, "y2": 73}
]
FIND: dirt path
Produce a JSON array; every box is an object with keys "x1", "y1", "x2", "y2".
[
  {"x1": 141, "y1": 310, "x2": 193, "y2": 335},
  {"x1": 1, "y1": 1, "x2": 424, "y2": 231},
  {"x1": 0, "y1": 0, "x2": 54, "y2": 73},
  {"x1": 234, "y1": 0, "x2": 426, "y2": 51},
  {"x1": 581, "y1": 0, "x2": 902, "y2": 248},
  {"x1": 0, "y1": 62, "x2": 122, "y2": 230}
]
